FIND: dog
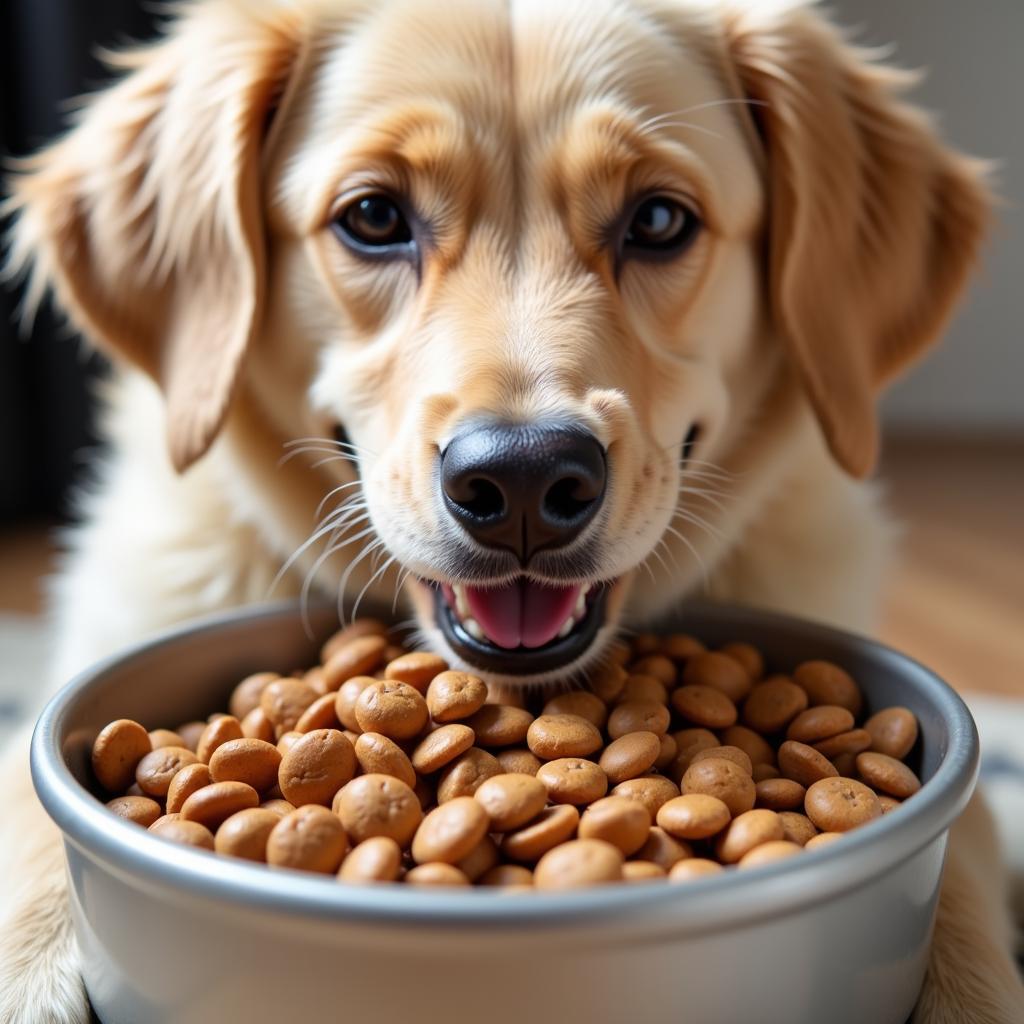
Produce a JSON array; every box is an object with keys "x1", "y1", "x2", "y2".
[{"x1": 3, "y1": 1, "x2": 1021, "y2": 1021}]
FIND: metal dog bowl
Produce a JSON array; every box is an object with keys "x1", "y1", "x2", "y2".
[{"x1": 31, "y1": 601, "x2": 978, "y2": 1024}]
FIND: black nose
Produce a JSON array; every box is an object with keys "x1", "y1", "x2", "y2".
[{"x1": 440, "y1": 421, "x2": 606, "y2": 563}]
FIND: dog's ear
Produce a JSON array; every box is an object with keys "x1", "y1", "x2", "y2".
[
  {"x1": 8, "y1": 3, "x2": 305, "y2": 471},
  {"x1": 721, "y1": 4, "x2": 991, "y2": 477}
]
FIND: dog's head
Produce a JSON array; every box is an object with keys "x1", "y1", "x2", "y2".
[{"x1": 10, "y1": 0, "x2": 989, "y2": 682}]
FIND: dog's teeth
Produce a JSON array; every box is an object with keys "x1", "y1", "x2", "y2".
[
  {"x1": 581, "y1": 583, "x2": 591, "y2": 595},
  {"x1": 453, "y1": 584, "x2": 469, "y2": 619},
  {"x1": 463, "y1": 617, "x2": 485, "y2": 641},
  {"x1": 557, "y1": 616, "x2": 574, "y2": 639},
  {"x1": 574, "y1": 591, "x2": 587, "y2": 618}
]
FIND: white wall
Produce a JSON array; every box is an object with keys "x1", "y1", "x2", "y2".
[{"x1": 827, "y1": 0, "x2": 1024, "y2": 433}]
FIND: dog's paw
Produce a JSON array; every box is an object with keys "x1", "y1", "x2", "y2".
[
  {"x1": 912, "y1": 799, "x2": 1024, "y2": 1024},
  {"x1": 0, "y1": 845, "x2": 89, "y2": 1024}
]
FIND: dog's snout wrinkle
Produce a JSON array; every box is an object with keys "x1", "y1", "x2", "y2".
[{"x1": 440, "y1": 420, "x2": 606, "y2": 564}]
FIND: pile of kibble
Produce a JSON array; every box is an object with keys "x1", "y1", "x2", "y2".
[{"x1": 92, "y1": 621, "x2": 922, "y2": 889}]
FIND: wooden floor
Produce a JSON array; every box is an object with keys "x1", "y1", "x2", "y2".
[{"x1": 1, "y1": 437, "x2": 1021, "y2": 698}]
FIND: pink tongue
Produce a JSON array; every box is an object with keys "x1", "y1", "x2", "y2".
[{"x1": 464, "y1": 580, "x2": 582, "y2": 649}]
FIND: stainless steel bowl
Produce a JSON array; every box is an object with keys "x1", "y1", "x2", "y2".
[{"x1": 32, "y1": 602, "x2": 978, "y2": 1024}]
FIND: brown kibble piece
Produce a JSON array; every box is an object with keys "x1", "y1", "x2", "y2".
[
  {"x1": 534, "y1": 838, "x2": 624, "y2": 889},
  {"x1": 474, "y1": 774, "x2": 547, "y2": 832},
  {"x1": 405, "y1": 863, "x2": 471, "y2": 887},
  {"x1": 671, "y1": 686, "x2": 737, "y2": 730},
  {"x1": 135, "y1": 746, "x2": 199, "y2": 798},
  {"x1": 856, "y1": 752, "x2": 922, "y2": 799},
  {"x1": 805, "y1": 831, "x2": 844, "y2": 851},
  {"x1": 334, "y1": 676, "x2": 377, "y2": 731},
  {"x1": 683, "y1": 652, "x2": 752, "y2": 703},
  {"x1": 589, "y1": 663, "x2": 627, "y2": 703},
  {"x1": 333, "y1": 773, "x2": 422, "y2": 847},
  {"x1": 468, "y1": 705, "x2": 535, "y2": 748},
  {"x1": 878, "y1": 795, "x2": 902, "y2": 814},
  {"x1": 805, "y1": 777, "x2": 882, "y2": 832},
  {"x1": 240, "y1": 707, "x2": 275, "y2": 743},
  {"x1": 864, "y1": 707, "x2": 919, "y2": 760},
  {"x1": 610, "y1": 775, "x2": 679, "y2": 819},
  {"x1": 278, "y1": 729, "x2": 357, "y2": 807},
  {"x1": 356, "y1": 732, "x2": 417, "y2": 787},
  {"x1": 793, "y1": 661, "x2": 863, "y2": 717},
  {"x1": 412, "y1": 797, "x2": 490, "y2": 864},
  {"x1": 457, "y1": 835, "x2": 500, "y2": 882},
  {"x1": 480, "y1": 864, "x2": 533, "y2": 887},
  {"x1": 176, "y1": 721, "x2": 207, "y2": 753},
  {"x1": 93, "y1": 719, "x2": 152, "y2": 793},
  {"x1": 148, "y1": 729, "x2": 185, "y2": 750},
  {"x1": 755, "y1": 777, "x2": 806, "y2": 812},
  {"x1": 260, "y1": 798, "x2": 296, "y2": 818},
  {"x1": 166, "y1": 762, "x2": 213, "y2": 814},
  {"x1": 630, "y1": 654, "x2": 677, "y2": 686},
  {"x1": 787, "y1": 706, "x2": 855, "y2": 744},
  {"x1": 208, "y1": 738, "x2": 282, "y2": 793},
  {"x1": 656, "y1": 794, "x2": 731, "y2": 840},
  {"x1": 354, "y1": 680, "x2": 429, "y2": 740},
  {"x1": 578, "y1": 796, "x2": 651, "y2": 856},
  {"x1": 180, "y1": 780, "x2": 259, "y2": 831},
  {"x1": 338, "y1": 836, "x2": 403, "y2": 883},
  {"x1": 215, "y1": 808, "x2": 280, "y2": 862},
  {"x1": 436, "y1": 748, "x2": 502, "y2": 803},
  {"x1": 295, "y1": 693, "x2": 342, "y2": 733},
  {"x1": 690, "y1": 745, "x2": 753, "y2": 776},
  {"x1": 716, "y1": 809, "x2": 785, "y2": 863},
  {"x1": 149, "y1": 818, "x2": 215, "y2": 850},
  {"x1": 542, "y1": 691, "x2": 608, "y2": 729},
  {"x1": 778, "y1": 811, "x2": 818, "y2": 846},
  {"x1": 599, "y1": 732, "x2": 661, "y2": 784},
  {"x1": 777, "y1": 741, "x2": 839, "y2": 788},
  {"x1": 720, "y1": 726, "x2": 776, "y2": 768},
  {"x1": 322, "y1": 634, "x2": 388, "y2": 690},
  {"x1": 752, "y1": 763, "x2": 780, "y2": 783},
  {"x1": 426, "y1": 671, "x2": 488, "y2": 723},
  {"x1": 718, "y1": 642, "x2": 764, "y2": 681},
  {"x1": 105, "y1": 795, "x2": 161, "y2": 827},
  {"x1": 384, "y1": 652, "x2": 448, "y2": 693},
  {"x1": 742, "y1": 678, "x2": 808, "y2": 733},
  {"x1": 536, "y1": 758, "x2": 608, "y2": 806},
  {"x1": 495, "y1": 748, "x2": 543, "y2": 776},
  {"x1": 197, "y1": 716, "x2": 244, "y2": 764},
  {"x1": 633, "y1": 827, "x2": 692, "y2": 871},
  {"x1": 670, "y1": 728, "x2": 720, "y2": 778},
  {"x1": 229, "y1": 672, "x2": 278, "y2": 720},
  {"x1": 738, "y1": 840, "x2": 802, "y2": 868},
  {"x1": 503, "y1": 805, "x2": 580, "y2": 862},
  {"x1": 267, "y1": 805, "x2": 349, "y2": 873},
  {"x1": 321, "y1": 619, "x2": 388, "y2": 665},
  {"x1": 617, "y1": 674, "x2": 668, "y2": 706},
  {"x1": 681, "y1": 757, "x2": 756, "y2": 817},
  {"x1": 813, "y1": 729, "x2": 872, "y2": 760},
  {"x1": 260, "y1": 678, "x2": 318, "y2": 733},
  {"x1": 669, "y1": 858, "x2": 723, "y2": 882},
  {"x1": 608, "y1": 701, "x2": 672, "y2": 738},
  {"x1": 622, "y1": 861, "x2": 667, "y2": 883},
  {"x1": 659, "y1": 633, "x2": 706, "y2": 662},
  {"x1": 527, "y1": 714, "x2": 603, "y2": 759}
]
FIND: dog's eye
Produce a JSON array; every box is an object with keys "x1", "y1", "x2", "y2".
[
  {"x1": 622, "y1": 196, "x2": 701, "y2": 257},
  {"x1": 334, "y1": 194, "x2": 414, "y2": 253}
]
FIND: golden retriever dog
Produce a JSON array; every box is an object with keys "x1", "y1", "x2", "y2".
[{"x1": 3, "y1": 0, "x2": 1021, "y2": 1020}]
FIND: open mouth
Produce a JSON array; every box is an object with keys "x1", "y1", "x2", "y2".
[{"x1": 431, "y1": 577, "x2": 611, "y2": 675}]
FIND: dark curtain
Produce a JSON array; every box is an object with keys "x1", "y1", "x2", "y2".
[{"x1": 0, "y1": 0, "x2": 160, "y2": 523}]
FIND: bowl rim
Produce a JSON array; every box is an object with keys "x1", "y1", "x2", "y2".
[{"x1": 31, "y1": 600, "x2": 979, "y2": 934}]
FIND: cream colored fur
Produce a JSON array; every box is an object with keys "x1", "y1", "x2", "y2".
[{"x1": 2, "y1": 1, "x2": 1020, "y2": 1021}]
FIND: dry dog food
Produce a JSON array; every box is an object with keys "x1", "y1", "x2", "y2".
[{"x1": 92, "y1": 620, "x2": 923, "y2": 889}]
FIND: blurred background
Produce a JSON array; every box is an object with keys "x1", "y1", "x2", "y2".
[{"x1": 0, "y1": 3, "x2": 1020, "y2": 712}]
